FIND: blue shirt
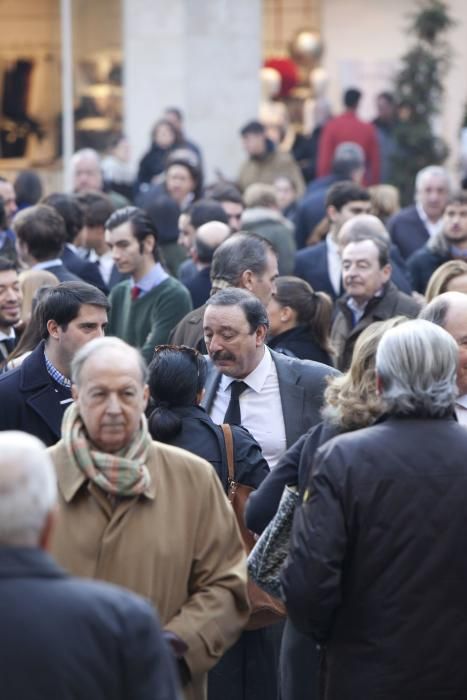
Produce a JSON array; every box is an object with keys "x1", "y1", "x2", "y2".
[{"x1": 130, "y1": 263, "x2": 169, "y2": 298}]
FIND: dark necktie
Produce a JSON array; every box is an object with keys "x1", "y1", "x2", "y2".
[
  {"x1": 2, "y1": 337, "x2": 16, "y2": 355},
  {"x1": 131, "y1": 285, "x2": 141, "y2": 301},
  {"x1": 223, "y1": 381, "x2": 248, "y2": 425}
]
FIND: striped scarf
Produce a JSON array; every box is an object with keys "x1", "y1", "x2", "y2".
[{"x1": 62, "y1": 402, "x2": 152, "y2": 497}]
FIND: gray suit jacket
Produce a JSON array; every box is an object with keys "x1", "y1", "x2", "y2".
[{"x1": 202, "y1": 349, "x2": 339, "y2": 449}]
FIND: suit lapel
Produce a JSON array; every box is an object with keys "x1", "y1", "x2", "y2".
[
  {"x1": 271, "y1": 351, "x2": 306, "y2": 447},
  {"x1": 201, "y1": 363, "x2": 221, "y2": 414}
]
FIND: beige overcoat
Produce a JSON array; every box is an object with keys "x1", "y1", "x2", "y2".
[{"x1": 48, "y1": 439, "x2": 250, "y2": 700}]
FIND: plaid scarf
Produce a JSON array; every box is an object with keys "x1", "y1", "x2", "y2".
[{"x1": 62, "y1": 402, "x2": 152, "y2": 497}]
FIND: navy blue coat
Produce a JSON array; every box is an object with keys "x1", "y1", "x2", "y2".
[
  {"x1": 0, "y1": 341, "x2": 72, "y2": 445},
  {"x1": 387, "y1": 204, "x2": 430, "y2": 259},
  {"x1": 407, "y1": 245, "x2": 450, "y2": 293},
  {"x1": 0, "y1": 547, "x2": 180, "y2": 700}
]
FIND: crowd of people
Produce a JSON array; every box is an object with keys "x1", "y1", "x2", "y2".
[{"x1": 1, "y1": 88, "x2": 467, "y2": 700}]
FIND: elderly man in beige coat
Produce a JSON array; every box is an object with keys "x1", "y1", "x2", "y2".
[{"x1": 48, "y1": 337, "x2": 249, "y2": 700}]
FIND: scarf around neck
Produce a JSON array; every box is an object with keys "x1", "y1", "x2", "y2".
[{"x1": 62, "y1": 402, "x2": 152, "y2": 497}]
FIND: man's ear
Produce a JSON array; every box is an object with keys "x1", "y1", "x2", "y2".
[
  {"x1": 47, "y1": 319, "x2": 60, "y2": 340},
  {"x1": 71, "y1": 384, "x2": 79, "y2": 401},
  {"x1": 382, "y1": 263, "x2": 392, "y2": 284},
  {"x1": 326, "y1": 204, "x2": 338, "y2": 223},
  {"x1": 142, "y1": 383, "x2": 150, "y2": 411},
  {"x1": 144, "y1": 234, "x2": 156, "y2": 256},
  {"x1": 256, "y1": 324, "x2": 268, "y2": 346},
  {"x1": 240, "y1": 269, "x2": 254, "y2": 292},
  {"x1": 39, "y1": 508, "x2": 57, "y2": 551}
]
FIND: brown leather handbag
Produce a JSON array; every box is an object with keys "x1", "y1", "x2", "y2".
[{"x1": 221, "y1": 424, "x2": 286, "y2": 631}]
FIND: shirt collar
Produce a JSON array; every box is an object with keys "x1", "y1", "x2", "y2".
[
  {"x1": 220, "y1": 346, "x2": 271, "y2": 394},
  {"x1": 0, "y1": 328, "x2": 15, "y2": 341},
  {"x1": 326, "y1": 233, "x2": 340, "y2": 255},
  {"x1": 131, "y1": 262, "x2": 168, "y2": 292},
  {"x1": 456, "y1": 394, "x2": 467, "y2": 409},
  {"x1": 33, "y1": 259, "x2": 62, "y2": 270},
  {"x1": 416, "y1": 202, "x2": 443, "y2": 233},
  {"x1": 44, "y1": 350, "x2": 72, "y2": 388}
]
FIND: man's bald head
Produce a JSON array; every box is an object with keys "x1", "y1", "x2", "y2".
[
  {"x1": 195, "y1": 221, "x2": 230, "y2": 265},
  {"x1": 420, "y1": 291, "x2": 467, "y2": 394},
  {"x1": 0, "y1": 432, "x2": 57, "y2": 547},
  {"x1": 71, "y1": 337, "x2": 148, "y2": 388}
]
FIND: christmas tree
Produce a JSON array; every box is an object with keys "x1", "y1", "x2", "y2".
[{"x1": 391, "y1": 0, "x2": 454, "y2": 205}]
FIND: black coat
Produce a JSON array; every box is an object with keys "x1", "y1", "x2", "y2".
[
  {"x1": 62, "y1": 245, "x2": 108, "y2": 293},
  {"x1": 0, "y1": 547, "x2": 180, "y2": 700},
  {"x1": 149, "y1": 404, "x2": 269, "y2": 492},
  {"x1": 268, "y1": 325, "x2": 333, "y2": 365},
  {"x1": 0, "y1": 341, "x2": 72, "y2": 445},
  {"x1": 185, "y1": 266, "x2": 211, "y2": 309},
  {"x1": 282, "y1": 416, "x2": 467, "y2": 700}
]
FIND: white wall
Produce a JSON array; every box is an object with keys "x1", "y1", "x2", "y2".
[
  {"x1": 123, "y1": 0, "x2": 262, "y2": 182},
  {"x1": 321, "y1": 0, "x2": 467, "y2": 177}
]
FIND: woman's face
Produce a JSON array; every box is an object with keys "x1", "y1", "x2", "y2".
[
  {"x1": 154, "y1": 123, "x2": 176, "y2": 149},
  {"x1": 166, "y1": 164, "x2": 195, "y2": 204}
]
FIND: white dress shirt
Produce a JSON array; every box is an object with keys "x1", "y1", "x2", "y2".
[
  {"x1": 416, "y1": 203, "x2": 444, "y2": 239},
  {"x1": 326, "y1": 234, "x2": 342, "y2": 296},
  {"x1": 209, "y1": 347, "x2": 287, "y2": 468}
]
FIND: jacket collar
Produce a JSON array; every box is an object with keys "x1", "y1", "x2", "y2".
[
  {"x1": 53, "y1": 440, "x2": 157, "y2": 503},
  {"x1": 0, "y1": 546, "x2": 67, "y2": 580},
  {"x1": 19, "y1": 341, "x2": 53, "y2": 391}
]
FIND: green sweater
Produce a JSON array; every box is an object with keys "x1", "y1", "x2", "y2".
[{"x1": 107, "y1": 277, "x2": 192, "y2": 362}]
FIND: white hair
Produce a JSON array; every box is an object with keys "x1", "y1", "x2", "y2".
[
  {"x1": 0, "y1": 432, "x2": 57, "y2": 546},
  {"x1": 71, "y1": 336, "x2": 148, "y2": 387},
  {"x1": 415, "y1": 165, "x2": 451, "y2": 194},
  {"x1": 376, "y1": 319, "x2": 458, "y2": 417}
]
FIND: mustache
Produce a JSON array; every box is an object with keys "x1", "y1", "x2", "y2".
[{"x1": 211, "y1": 350, "x2": 236, "y2": 362}]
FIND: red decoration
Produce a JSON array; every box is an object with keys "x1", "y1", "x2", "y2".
[{"x1": 264, "y1": 58, "x2": 298, "y2": 99}]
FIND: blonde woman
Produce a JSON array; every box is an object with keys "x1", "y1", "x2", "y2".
[{"x1": 425, "y1": 259, "x2": 467, "y2": 302}]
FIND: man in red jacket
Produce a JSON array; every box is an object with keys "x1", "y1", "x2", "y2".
[{"x1": 317, "y1": 88, "x2": 380, "y2": 185}]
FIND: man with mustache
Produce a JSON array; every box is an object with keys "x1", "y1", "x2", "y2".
[
  {"x1": 202, "y1": 288, "x2": 337, "y2": 469},
  {"x1": 408, "y1": 192, "x2": 467, "y2": 293},
  {"x1": 0, "y1": 257, "x2": 21, "y2": 367}
]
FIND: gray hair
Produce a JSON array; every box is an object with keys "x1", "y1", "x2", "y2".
[
  {"x1": 415, "y1": 165, "x2": 451, "y2": 194},
  {"x1": 332, "y1": 142, "x2": 365, "y2": 178},
  {"x1": 0, "y1": 432, "x2": 57, "y2": 546},
  {"x1": 418, "y1": 295, "x2": 450, "y2": 327},
  {"x1": 71, "y1": 337, "x2": 148, "y2": 387},
  {"x1": 376, "y1": 319, "x2": 458, "y2": 417},
  {"x1": 71, "y1": 148, "x2": 101, "y2": 169},
  {"x1": 210, "y1": 232, "x2": 276, "y2": 288}
]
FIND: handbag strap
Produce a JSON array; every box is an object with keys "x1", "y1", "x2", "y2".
[{"x1": 221, "y1": 423, "x2": 235, "y2": 483}]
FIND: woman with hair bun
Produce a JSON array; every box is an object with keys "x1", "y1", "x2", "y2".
[
  {"x1": 147, "y1": 344, "x2": 268, "y2": 490},
  {"x1": 267, "y1": 275, "x2": 333, "y2": 364}
]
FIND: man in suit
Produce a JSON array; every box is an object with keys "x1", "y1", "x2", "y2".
[
  {"x1": 331, "y1": 226, "x2": 420, "y2": 371},
  {"x1": 295, "y1": 182, "x2": 372, "y2": 299},
  {"x1": 0, "y1": 430, "x2": 180, "y2": 700},
  {"x1": 294, "y1": 142, "x2": 366, "y2": 249},
  {"x1": 13, "y1": 204, "x2": 80, "y2": 282},
  {"x1": 388, "y1": 165, "x2": 451, "y2": 259},
  {"x1": 77, "y1": 190, "x2": 126, "y2": 290},
  {"x1": 202, "y1": 288, "x2": 337, "y2": 468},
  {"x1": 43, "y1": 193, "x2": 108, "y2": 293},
  {"x1": 295, "y1": 183, "x2": 412, "y2": 298},
  {"x1": 0, "y1": 257, "x2": 21, "y2": 366},
  {"x1": 0, "y1": 281, "x2": 109, "y2": 445}
]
